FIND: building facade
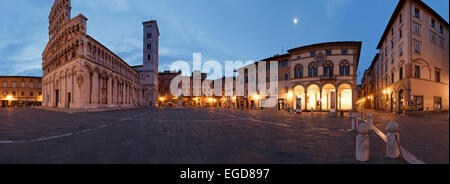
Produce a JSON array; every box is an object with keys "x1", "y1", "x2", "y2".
[
  {"x1": 238, "y1": 41, "x2": 361, "y2": 112},
  {"x1": 359, "y1": 0, "x2": 449, "y2": 112},
  {"x1": 1, "y1": 76, "x2": 43, "y2": 107},
  {"x1": 133, "y1": 20, "x2": 160, "y2": 107},
  {"x1": 42, "y1": 0, "x2": 141, "y2": 109}
]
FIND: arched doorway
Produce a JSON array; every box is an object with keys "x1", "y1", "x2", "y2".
[
  {"x1": 293, "y1": 85, "x2": 305, "y2": 111},
  {"x1": 321, "y1": 84, "x2": 336, "y2": 111},
  {"x1": 337, "y1": 84, "x2": 352, "y2": 110},
  {"x1": 307, "y1": 84, "x2": 320, "y2": 110}
]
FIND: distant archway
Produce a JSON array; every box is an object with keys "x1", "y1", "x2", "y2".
[
  {"x1": 293, "y1": 85, "x2": 305, "y2": 110},
  {"x1": 338, "y1": 84, "x2": 352, "y2": 110},
  {"x1": 307, "y1": 84, "x2": 320, "y2": 110},
  {"x1": 321, "y1": 84, "x2": 336, "y2": 110}
]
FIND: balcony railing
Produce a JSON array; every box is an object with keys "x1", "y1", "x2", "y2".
[{"x1": 320, "y1": 75, "x2": 337, "y2": 80}]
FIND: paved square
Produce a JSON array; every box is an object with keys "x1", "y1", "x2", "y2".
[{"x1": 0, "y1": 107, "x2": 447, "y2": 164}]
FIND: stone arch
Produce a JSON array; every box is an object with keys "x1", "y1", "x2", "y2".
[
  {"x1": 293, "y1": 85, "x2": 306, "y2": 110},
  {"x1": 306, "y1": 84, "x2": 320, "y2": 110},
  {"x1": 337, "y1": 83, "x2": 353, "y2": 110},
  {"x1": 305, "y1": 82, "x2": 322, "y2": 90},
  {"x1": 321, "y1": 83, "x2": 337, "y2": 110}
]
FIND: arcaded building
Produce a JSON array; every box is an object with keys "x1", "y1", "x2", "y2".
[
  {"x1": 360, "y1": 0, "x2": 449, "y2": 112},
  {"x1": 42, "y1": 0, "x2": 141, "y2": 109},
  {"x1": 1, "y1": 76, "x2": 43, "y2": 107},
  {"x1": 237, "y1": 41, "x2": 361, "y2": 112}
]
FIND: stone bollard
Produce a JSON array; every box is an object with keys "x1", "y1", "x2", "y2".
[
  {"x1": 386, "y1": 122, "x2": 400, "y2": 159},
  {"x1": 366, "y1": 114, "x2": 373, "y2": 130},
  {"x1": 356, "y1": 123, "x2": 370, "y2": 162},
  {"x1": 351, "y1": 114, "x2": 357, "y2": 131}
]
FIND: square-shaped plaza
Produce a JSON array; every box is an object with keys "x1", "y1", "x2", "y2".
[{"x1": 0, "y1": 107, "x2": 447, "y2": 164}]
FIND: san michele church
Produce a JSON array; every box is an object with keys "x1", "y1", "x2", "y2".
[{"x1": 41, "y1": 0, "x2": 158, "y2": 109}]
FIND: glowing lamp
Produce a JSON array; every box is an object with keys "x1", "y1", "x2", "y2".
[
  {"x1": 253, "y1": 94, "x2": 260, "y2": 100},
  {"x1": 286, "y1": 92, "x2": 293, "y2": 99}
]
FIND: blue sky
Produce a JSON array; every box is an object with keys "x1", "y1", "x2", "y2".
[{"x1": 0, "y1": 0, "x2": 448, "y2": 83}]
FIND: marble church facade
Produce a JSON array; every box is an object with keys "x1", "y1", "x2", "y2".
[{"x1": 42, "y1": 0, "x2": 146, "y2": 109}]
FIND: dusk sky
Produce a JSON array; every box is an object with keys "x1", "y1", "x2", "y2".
[{"x1": 0, "y1": 0, "x2": 448, "y2": 83}]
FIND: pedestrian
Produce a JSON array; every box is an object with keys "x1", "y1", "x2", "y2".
[{"x1": 340, "y1": 109, "x2": 344, "y2": 119}]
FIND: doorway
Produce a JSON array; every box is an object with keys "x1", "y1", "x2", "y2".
[
  {"x1": 278, "y1": 99, "x2": 285, "y2": 111},
  {"x1": 67, "y1": 92, "x2": 71, "y2": 108},
  {"x1": 434, "y1": 97, "x2": 442, "y2": 111},
  {"x1": 55, "y1": 89, "x2": 59, "y2": 107}
]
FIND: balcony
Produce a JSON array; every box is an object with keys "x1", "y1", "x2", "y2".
[{"x1": 320, "y1": 75, "x2": 337, "y2": 81}]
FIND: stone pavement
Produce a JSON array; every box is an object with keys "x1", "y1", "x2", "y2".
[
  {"x1": 0, "y1": 107, "x2": 414, "y2": 164},
  {"x1": 358, "y1": 109, "x2": 449, "y2": 164}
]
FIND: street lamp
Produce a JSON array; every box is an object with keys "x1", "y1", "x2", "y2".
[
  {"x1": 252, "y1": 94, "x2": 260, "y2": 100},
  {"x1": 159, "y1": 97, "x2": 165, "y2": 102}
]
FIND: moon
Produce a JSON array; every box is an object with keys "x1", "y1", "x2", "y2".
[{"x1": 293, "y1": 18, "x2": 298, "y2": 24}]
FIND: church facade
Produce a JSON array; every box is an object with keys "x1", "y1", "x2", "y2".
[{"x1": 42, "y1": 0, "x2": 158, "y2": 109}]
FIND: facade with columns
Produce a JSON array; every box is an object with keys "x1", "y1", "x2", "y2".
[
  {"x1": 42, "y1": 0, "x2": 141, "y2": 109},
  {"x1": 237, "y1": 41, "x2": 361, "y2": 112}
]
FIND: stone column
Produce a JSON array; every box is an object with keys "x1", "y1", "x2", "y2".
[
  {"x1": 92, "y1": 71, "x2": 99, "y2": 105},
  {"x1": 122, "y1": 83, "x2": 125, "y2": 105},
  {"x1": 111, "y1": 78, "x2": 115, "y2": 105},
  {"x1": 107, "y1": 76, "x2": 112, "y2": 106},
  {"x1": 304, "y1": 89, "x2": 308, "y2": 111},
  {"x1": 319, "y1": 90, "x2": 323, "y2": 111},
  {"x1": 78, "y1": 71, "x2": 89, "y2": 108},
  {"x1": 59, "y1": 77, "x2": 63, "y2": 108}
]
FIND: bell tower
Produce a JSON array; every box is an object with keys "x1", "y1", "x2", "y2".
[{"x1": 141, "y1": 20, "x2": 159, "y2": 106}]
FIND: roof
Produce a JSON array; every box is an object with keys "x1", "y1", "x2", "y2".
[
  {"x1": 142, "y1": 20, "x2": 160, "y2": 36},
  {"x1": 377, "y1": 0, "x2": 449, "y2": 49},
  {"x1": 287, "y1": 41, "x2": 362, "y2": 53},
  {"x1": 260, "y1": 53, "x2": 291, "y2": 62},
  {"x1": 237, "y1": 41, "x2": 363, "y2": 72},
  {"x1": 0, "y1": 76, "x2": 42, "y2": 79}
]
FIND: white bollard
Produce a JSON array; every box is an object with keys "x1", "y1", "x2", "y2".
[
  {"x1": 366, "y1": 114, "x2": 373, "y2": 130},
  {"x1": 351, "y1": 114, "x2": 357, "y2": 131},
  {"x1": 356, "y1": 123, "x2": 370, "y2": 162},
  {"x1": 386, "y1": 122, "x2": 400, "y2": 158}
]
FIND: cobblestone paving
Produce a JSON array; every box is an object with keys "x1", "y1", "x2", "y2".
[{"x1": 0, "y1": 107, "x2": 410, "y2": 164}]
